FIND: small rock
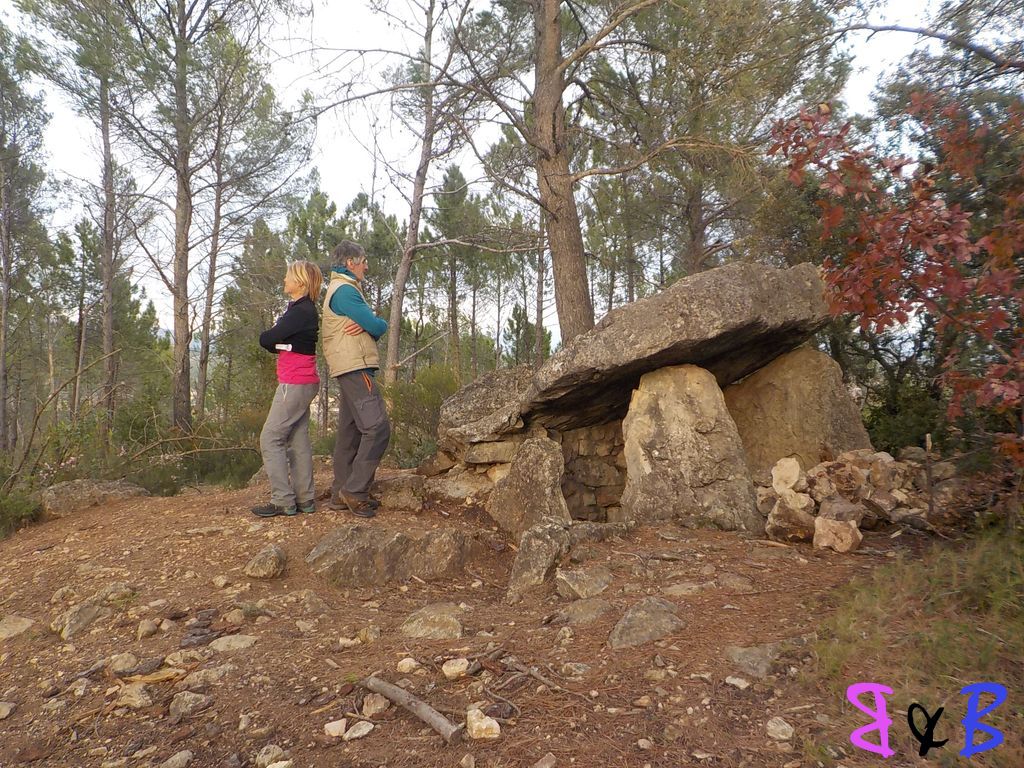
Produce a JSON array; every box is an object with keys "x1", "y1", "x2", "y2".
[
  {"x1": 323, "y1": 719, "x2": 347, "y2": 738},
  {"x1": 560, "y1": 662, "x2": 590, "y2": 678},
  {"x1": 361, "y1": 693, "x2": 390, "y2": 717},
  {"x1": 0, "y1": 701, "x2": 16, "y2": 720},
  {"x1": 224, "y1": 609, "x2": 246, "y2": 625},
  {"x1": 459, "y1": 755, "x2": 476, "y2": 768},
  {"x1": 608, "y1": 597, "x2": 685, "y2": 649},
  {"x1": 813, "y1": 517, "x2": 863, "y2": 553},
  {"x1": 137, "y1": 619, "x2": 159, "y2": 640},
  {"x1": 159, "y1": 751, "x2": 194, "y2": 768},
  {"x1": 244, "y1": 545, "x2": 287, "y2": 579},
  {"x1": 209, "y1": 635, "x2": 257, "y2": 653},
  {"x1": 116, "y1": 682, "x2": 153, "y2": 709},
  {"x1": 724, "y1": 644, "x2": 780, "y2": 680},
  {"x1": 212, "y1": 576, "x2": 231, "y2": 589},
  {"x1": 342, "y1": 720, "x2": 374, "y2": 741},
  {"x1": 266, "y1": 762, "x2": 293, "y2": 768},
  {"x1": 442, "y1": 658, "x2": 471, "y2": 680},
  {"x1": 637, "y1": 738, "x2": 654, "y2": 750},
  {"x1": 632, "y1": 695, "x2": 652, "y2": 708},
  {"x1": 725, "y1": 676, "x2": 750, "y2": 690},
  {"x1": 357, "y1": 625, "x2": 381, "y2": 644},
  {"x1": 295, "y1": 620, "x2": 316, "y2": 634},
  {"x1": 400, "y1": 603, "x2": 463, "y2": 640},
  {"x1": 169, "y1": 691, "x2": 212, "y2": 719},
  {"x1": 108, "y1": 653, "x2": 140, "y2": 676},
  {"x1": 254, "y1": 745, "x2": 286, "y2": 768},
  {"x1": 531, "y1": 753, "x2": 557, "y2": 768},
  {"x1": 766, "y1": 716, "x2": 794, "y2": 741},
  {"x1": 466, "y1": 708, "x2": 500, "y2": 740},
  {"x1": 0, "y1": 615, "x2": 35, "y2": 641},
  {"x1": 396, "y1": 657, "x2": 420, "y2": 673}
]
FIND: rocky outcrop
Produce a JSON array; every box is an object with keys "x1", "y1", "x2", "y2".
[
  {"x1": 40, "y1": 479, "x2": 149, "y2": 518},
  {"x1": 485, "y1": 437, "x2": 572, "y2": 540},
  {"x1": 306, "y1": 525, "x2": 485, "y2": 588},
  {"x1": 437, "y1": 365, "x2": 534, "y2": 452},
  {"x1": 724, "y1": 346, "x2": 872, "y2": 474},
  {"x1": 621, "y1": 366, "x2": 762, "y2": 534}
]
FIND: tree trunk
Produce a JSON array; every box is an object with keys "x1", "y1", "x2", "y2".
[
  {"x1": 196, "y1": 118, "x2": 224, "y2": 419},
  {"x1": 470, "y1": 283, "x2": 478, "y2": 378},
  {"x1": 448, "y1": 253, "x2": 461, "y2": 386},
  {"x1": 532, "y1": 0, "x2": 593, "y2": 344},
  {"x1": 494, "y1": 274, "x2": 503, "y2": 369},
  {"x1": 171, "y1": 0, "x2": 194, "y2": 432},
  {"x1": 71, "y1": 247, "x2": 88, "y2": 421},
  {"x1": 100, "y1": 74, "x2": 116, "y2": 446},
  {"x1": 385, "y1": 0, "x2": 437, "y2": 385},
  {"x1": 535, "y1": 243, "x2": 545, "y2": 369},
  {"x1": 0, "y1": 163, "x2": 10, "y2": 453}
]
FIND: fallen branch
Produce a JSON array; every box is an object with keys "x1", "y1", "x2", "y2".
[
  {"x1": 362, "y1": 676, "x2": 463, "y2": 745},
  {"x1": 500, "y1": 656, "x2": 592, "y2": 703}
]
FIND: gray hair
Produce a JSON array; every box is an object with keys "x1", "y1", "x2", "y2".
[{"x1": 331, "y1": 240, "x2": 367, "y2": 268}]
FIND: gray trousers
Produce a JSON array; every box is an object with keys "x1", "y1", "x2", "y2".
[
  {"x1": 333, "y1": 370, "x2": 391, "y2": 500},
  {"x1": 260, "y1": 382, "x2": 319, "y2": 507}
]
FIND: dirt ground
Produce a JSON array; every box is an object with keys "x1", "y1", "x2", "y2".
[{"x1": 0, "y1": 469, "x2": 928, "y2": 768}]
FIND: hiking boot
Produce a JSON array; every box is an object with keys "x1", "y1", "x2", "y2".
[
  {"x1": 297, "y1": 500, "x2": 317, "y2": 514},
  {"x1": 327, "y1": 491, "x2": 378, "y2": 518},
  {"x1": 327, "y1": 495, "x2": 380, "y2": 514},
  {"x1": 251, "y1": 502, "x2": 298, "y2": 518}
]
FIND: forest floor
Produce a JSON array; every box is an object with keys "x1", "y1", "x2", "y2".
[{"x1": 0, "y1": 468, "x2": 938, "y2": 768}]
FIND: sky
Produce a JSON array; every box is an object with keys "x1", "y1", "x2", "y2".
[{"x1": 2, "y1": 0, "x2": 936, "y2": 331}]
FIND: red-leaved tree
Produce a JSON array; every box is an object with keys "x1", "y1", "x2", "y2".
[{"x1": 770, "y1": 98, "x2": 1023, "y2": 484}]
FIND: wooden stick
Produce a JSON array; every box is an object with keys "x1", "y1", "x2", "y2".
[{"x1": 362, "y1": 676, "x2": 463, "y2": 745}]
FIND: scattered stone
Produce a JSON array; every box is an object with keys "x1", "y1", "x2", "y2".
[
  {"x1": 507, "y1": 523, "x2": 570, "y2": 598},
  {"x1": 633, "y1": 695, "x2": 653, "y2": 708},
  {"x1": 362, "y1": 693, "x2": 390, "y2": 717},
  {"x1": 771, "y1": 458, "x2": 807, "y2": 496},
  {"x1": 372, "y1": 472, "x2": 425, "y2": 511},
  {"x1": 170, "y1": 691, "x2": 213, "y2": 719},
  {"x1": 209, "y1": 635, "x2": 257, "y2": 653},
  {"x1": 324, "y1": 719, "x2": 347, "y2": 738},
  {"x1": 716, "y1": 573, "x2": 755, "y2": 592},
  {"x1": 396, "y1": 657, "x2": 420, "y2": 673},
  {"x1": 531, "y1": 753, "x2": 557, "y2": 768},
  {"x1": 357, "y1": 625, "x2": 381, "y2": 644},
  {"x1": 108, "y1": 653, "x2": 139, "y2": 676},
  {"x1": 244, "y1": 545, "x2": 287, "y2": 579},
  {"x1": 0, "y1": 615, "x2": 34, "y2": 641},
  {"x1": 466, "y1": 708, "x2": 500, "y2": 740},
  {"x1": 609, "y1": 598, "x2": 685, "y2": 649},
  {"x1": 560, "y1": 662, "x2": 590, "y2": 678},
  {"x1": 637, "y1": 738, "x2": 654, "y2": 750},
  {"x1": 813, "y1": 517, "x2": 863, "y2": 553},
  {"x1": 550, "y1": 598, "x2": 614, "y2": 626},
  {"x1": 766, "y1": 716, "x2": 795, "y2": 741},
  {"x1": 554, "y1": 565, "x2": 613, "y2": 600},
  {"x1": 224, "y1": 609, "x2": 246, "y2": 626},
  {"x1": 342, "y1": 720, "x2": 374, "y2": 741},
  {"x1": 295, "y1": 620, "x2": 316, "y2": 634},
  {"x1": 212, "y1": 576, "x2": 231, "y2": 589},
  {"x1": 459, "y1": 755, "x2": 476, "y2": 768},
  {"x1": 159, "y1": 751, "x2": 194, "y2": 768},
  {"x1": 442, "y1": 658, "x2": 471, "y2": 680},
  {"x1": 254, "y1": 745, "x2": 286, "y2": 768},
  {"x1": 725, "y1": 676, "x2": 751, "y2": 690},
  {"x1": 165, "y1": 650, "x2": 206, "y2": 667},
  {"x1": 115, "y1": 682, "x2": 153, "y2": 709},
  {"x1": 400, "y1": 603, "x2": 463, "y2": 640},
  {"x1": 662, "y1": 582, "x2": 706, "y2": 597},
  {"x1": 51, "y1": 602, "x2": 112, "y2": 640},
  {"x1": 266, "y1": 762, "x2": 293, "y2": 768},
  {"x1": 137, "y1": 619, "x2": 159, "y2": 640},
  {"x1": 724, "y1": 644, "x2": 780, "y2": 680},
  {"x1": 818, "y1": 496, "x2": 868, "y2": 525},
  {"x1": 765, "y1": 495, "x2": 816, "y2": 543},
  {"x1": 182, "y1": 664, "x2": 236, "y2": 691},
  {"x1": 0, "y1": 701, "x2": 16, "y2": 720}
]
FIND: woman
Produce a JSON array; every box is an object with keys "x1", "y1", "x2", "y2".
[{"x1": 251, "y1": 261, "x2": 323, "y2": 518}]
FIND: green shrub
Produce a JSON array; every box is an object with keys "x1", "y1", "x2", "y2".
[
  {"x1": 384, "y1": 365, "x2": 459, "y2": 468},
  {"x1": 0, "y1": 490, "x2": 41, "y2": 538},
  {"x1": 864, "y1": 380, "x2": 943, "y2": 455}
]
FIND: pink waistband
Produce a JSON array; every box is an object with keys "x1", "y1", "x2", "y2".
[{"x1": 277, "y1": 351, "x2": 319, "y2": 384}]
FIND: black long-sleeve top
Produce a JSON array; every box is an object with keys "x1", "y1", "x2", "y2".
[{"x1": 258, "y1": 296, "x2": 318, "y2": 355}]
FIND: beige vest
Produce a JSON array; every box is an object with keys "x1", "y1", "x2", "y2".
[{"x1": 322, "y1": 274, "x2": 381, "y2": 377}]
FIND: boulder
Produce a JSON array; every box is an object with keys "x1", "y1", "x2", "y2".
[
  {"x1": 621, "y1": 365, "x2": 762, "y2": 533},
  {"x1": 813, "y1": 517, "x2": 863, "y2": 553},
  {"x1": 437, "y1": 365, "x2": 534, "y2": 452},
  {"x1": 554, "y1": 565, "x2": 613, "y2": 600},
  {"x1": 608, "y1": 597, "x2": 686, "y2": 649},
  {"x1": 485, "y1": 437, "x2": 572, "y2": 540},
  {"x1": 399, "y1": 603, "x2": 463, "y2": 640},
  {"x1": 771, "y1": 457, "x2": 807, "y2": 496},
  {"x1": 506, "y1": 524, "x2": 571, "y2": 600},
  {"x1": 306, "y1": 525, "x2": 485, "y2": 588},
  {"x1": 40, "y1": 479, "x2": 149, "y2": 518},
  {"x1": 765, "y1": 495, "x2": 816, "y2": 543},
  {"x1": 723, "y1": 346, "x2": 872, "y2": 474},
  {"x1": 372, "y1": 472, "x2": 425, "y2": 511},
  {"x1": 818, "y1": 496, "x2": 868, "y2": 526},
  {"x1": 526, "y1": 262, "x2": 829, "y2": 430},
  {"x1": 423, "y1": 467, "x2": 493, "y2": 502}
]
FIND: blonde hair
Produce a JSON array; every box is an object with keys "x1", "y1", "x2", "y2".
[{"x1": 286, "y1": 260, "x2": 323, "y2": 302}]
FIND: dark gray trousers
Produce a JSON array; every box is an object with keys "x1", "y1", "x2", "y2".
[
  {"x1": 332, "y1": 370, "x2": 391, "y2": 499},
  {"x1": 260, "y1": 382, "x2": 319, "y2": 508}
]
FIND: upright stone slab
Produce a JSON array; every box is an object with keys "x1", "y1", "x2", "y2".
[
  {"x1": 723, "y1": 346, "x2": 872, "y2": 474},
  {"x1": 621, "y1": 365, "x2": 762, "y2": 533},
  {"x1": 485, "y1": 437, "x2": 572, "y2": 540}
]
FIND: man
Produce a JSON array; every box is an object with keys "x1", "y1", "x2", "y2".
[{"x1": 322, "y1": 241, "x2": 391, "y2": 518}]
